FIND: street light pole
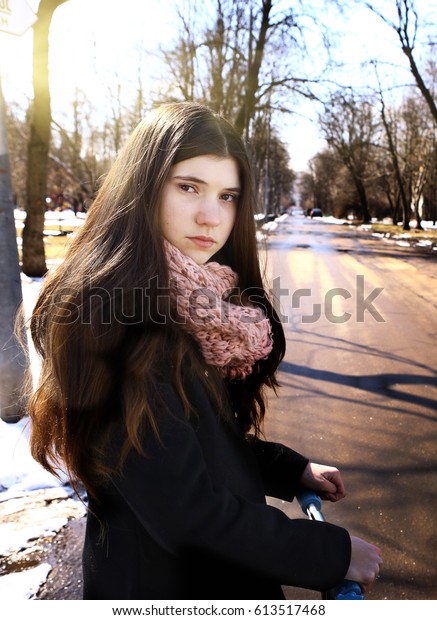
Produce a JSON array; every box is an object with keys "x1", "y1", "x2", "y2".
[
  {"x1": 0, "y1": 0, "x2": 38, "y2": 422},
  {"x1": 0, "y1": 75, "x2": 28, "y2": 422}
]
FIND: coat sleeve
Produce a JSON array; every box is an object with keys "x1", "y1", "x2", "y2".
[
  {"x1": 111, "y1": 383, "x2": 351, "y2": 592},
  {"x1": 245, "y1": 434, "x2": 309, "y2": 501}
]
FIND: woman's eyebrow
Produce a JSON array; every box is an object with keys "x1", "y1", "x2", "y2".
[
  {"x1": 172, "y1": 175, "x2": 240, "y2": 192},
  {"x1": 172, "y1": 175, "x2": 206, "y2": 184},
  {"x1": 225, "y1": 186, "x2": 241, "y2": 193}
]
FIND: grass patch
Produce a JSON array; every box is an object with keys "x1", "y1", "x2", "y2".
[
  {"x1": 43, "y1": 234, "x2": 74, "y2": 261},
  {"x1": 365, "y1": 223, "x2": 437, "y2": 239},
  {"x1": 16, "y1": 222, "x2": 81, "y2": 263}
]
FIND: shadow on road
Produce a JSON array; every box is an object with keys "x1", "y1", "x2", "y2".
[
  {"x1": 279, "y1": 361, "x2": 437, "y2": 414},
  {"x1": 273, "y1": 336, "x2": 437, "y2": 599}
]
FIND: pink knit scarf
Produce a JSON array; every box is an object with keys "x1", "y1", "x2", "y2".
[{"x1": 164, "y1": 241, "x2": 273, "y2": 380}]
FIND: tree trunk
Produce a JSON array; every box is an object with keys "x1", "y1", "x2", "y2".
[
  {"x1": 0, "y1": 79, "x2": 28, "y2": 422},
  {"x1": 383, "y1": 176, "x2": 396, "y2": 223},
  {"x1": 378, "y1": 94, "x2": 410, "y2": 230},
  {"x1": 22, "y1": 0, "x2": 67, "y2": 277},
  {"x1": 402, "y1": 45, "x2": 437, "y2": 126},
  {"x1": 234, "y1": 0, "x2": 272, "y2": 135},
  {"x1": 350, "y1": 170, "x2": 371, "y2": 223}
]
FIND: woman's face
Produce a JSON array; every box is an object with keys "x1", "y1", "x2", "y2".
[{"x1": 159, "y1": 155, "x2": 240, "y2": 265}]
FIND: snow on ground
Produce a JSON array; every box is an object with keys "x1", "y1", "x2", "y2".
[
  {"x1": 15, "y1": 208, "x2": 86, "y2": 246},
  {"x1": 0, "y1": 415, "x2": 73, "y2": 600},
  {"x1": 0, "y1": 283, "x2": 71, "y2": 598},
  {"x1": 0, "y1": 404, "x2": 78, "y2": 600},
  {"x1": 0, "y1": 562, "x2": 52, "y2": 600},
  {"x1": 1, "y1": 219, "x2": 81, "y2": 598},
  {"x1": 0, "y1": 268, "x2": 63, "y2": 500},
  {"x1": 0, "y1": 417, "x2": 66, "y2": 500},
  {"x1": 14, "y1": 208, "x2": 86, "y2": 228}
]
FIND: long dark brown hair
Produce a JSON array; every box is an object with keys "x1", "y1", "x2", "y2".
[{"x1": 27, "y1": 102, "x2": 285, "y2": 496}]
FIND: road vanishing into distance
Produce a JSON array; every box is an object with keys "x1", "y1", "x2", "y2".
[{"x1": 261, "y1": 215, "x2": 437, "y2": 600}]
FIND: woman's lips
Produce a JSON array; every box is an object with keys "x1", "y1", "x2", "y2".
[{"x1": 188, "y1": 236, "x2": 215, "y2": 248}]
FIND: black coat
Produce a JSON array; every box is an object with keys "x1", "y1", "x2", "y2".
[{"x1": 83, "y1": 374, "x2": 351, "y2": 600}]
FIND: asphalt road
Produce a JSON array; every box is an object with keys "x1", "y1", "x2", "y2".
[{"x1": 262, "y1": 216, "x2": 437, "y2": 600}]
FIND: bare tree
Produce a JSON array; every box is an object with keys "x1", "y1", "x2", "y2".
[
  {"x1": 21, "y1": 0, "x2": 68, "y2": 277},
  {"x1": 309, "y1": 151, "x2": 358, "y2": 218},
  {"x1": 297, "y1": 170, "x2": 316, "y2": 215},
  {"x1": 250, "y1": 110, "x2": 294, "y2": 215},
  {"x1": 374, "y1": 66, "x2": 411, "y2": 229},
  {"x1": 5, "y1": 103, "x2": 29, "y2": 210},
  {"x1": 400, "y1": 95, "x2": 435, "y2": 229},
  {"x1": 319, "y1": 91, "x2": 379, "y2": 222},
  {"x1": 234, "y1": 0, "x2": 273, "y2": 135},
  {"x1": 365, "y1": 0, "x2": 437, "y2": 123},
  {"x1": 51, "y1": 79, "x2": 138, "y2": 200},
  {"x1": 162, "y1": 0, "x2": 325, "y2": 216},
  {"x1": 162, "y1": 0, "x2": 322, "y2": 133},
  {"x1": 161, "y1": 1, "x2": 200, "y2": 103}
]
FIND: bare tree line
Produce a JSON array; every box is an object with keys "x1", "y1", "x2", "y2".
[
  {"x1": 6, "y1": 0, "x2": 437, "y2": 276},
  {"x1": 300, "y1": 0, "x2": 437, "y2": 228},
  {"x1": 302, "y1": 83, "x2": 436, "y2": 227}
]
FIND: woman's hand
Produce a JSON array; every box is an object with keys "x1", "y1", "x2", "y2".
[
  {"x1": 299, "y1": 462, "x2": 346, "y2": 502},
  {"x1": 300, "y1": 463, "x2": 383, "y2": 592},
  {"x1": 346, "y1": 536, "x2": 383, "y2": 592}
]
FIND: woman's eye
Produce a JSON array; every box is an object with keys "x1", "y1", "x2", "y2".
[
  {"x1": 179, "y1": 184, "x2": 195, "y2": 193},
  {"x1": 221, "y1": 193, "x2": 238, "y2": 203}
]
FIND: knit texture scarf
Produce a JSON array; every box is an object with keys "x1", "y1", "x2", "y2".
[{"x1": 165, "y1": 240, "x2": 273, "y2": 380}]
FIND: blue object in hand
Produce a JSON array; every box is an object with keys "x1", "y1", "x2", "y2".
[
  {"x1": 296, "y1": 488, "x2": 322, "y2": 513},
  {"x1": 295, "y1": 488, "x2": 364, "y2": 601},
  {"x1": 333, "y1": 579, "x2": 364, "y2": 600}
]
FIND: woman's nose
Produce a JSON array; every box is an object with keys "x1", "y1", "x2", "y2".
[{"x1": 195, "y1": 198, "x2": 221, "y2": 226}]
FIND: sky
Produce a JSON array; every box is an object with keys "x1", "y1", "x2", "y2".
[{"x1": 0, "y1": 0, "x2": 436, "y2": 170}]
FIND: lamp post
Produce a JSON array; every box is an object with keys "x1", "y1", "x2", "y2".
[{"x1": 0, "y1": 0, "x2": 37, "y2": 422}]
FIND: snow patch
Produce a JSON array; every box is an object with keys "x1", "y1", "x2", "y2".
[
  {"x1": 0, "y1": 562, "x2": 51, "y2": 600},
  {"x1": 0, "y1": 418, "x2": 67, "y2": 501}
]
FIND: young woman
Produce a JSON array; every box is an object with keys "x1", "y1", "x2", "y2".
[{"x1": 28, "y1": 102, "x2": 381, "y2": 600}]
